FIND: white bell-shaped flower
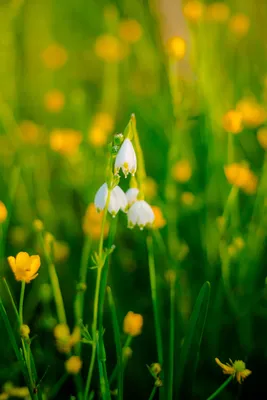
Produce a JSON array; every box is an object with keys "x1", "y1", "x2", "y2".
[
  {"x1": 127, "y1": 200, "x2": 155, "y2": 230},
  {"x1": 94, "y1": 183, "x2": 127, "y2": 217},
  {"x1": 115, "y1": 138, "x2": 137, "y2": 178},
  {"x1": 126, "y1": 188, "x2": 139, "y2": 207}
]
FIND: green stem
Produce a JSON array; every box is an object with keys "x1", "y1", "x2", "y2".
[
  {"x1": 2, "y1": 278, "x2": 20, "y2": 323},
  {"x1": 206, "y1": 376, "x2": 233, "y2": 400},
  {"x1": 168, "y1": 278, "x2": 175, "y2": 400},
  {"x1": 97, "y1": 333, "x2": 111, "y2": 400},
  {"x1": 19, "y1": 281, "x2": 26, "y2": 325},
  {"x1": 84, "y1": 189, "x2": 111, "y2": 400},
  {"x1": 49, "y1": 373, "x2": 68, "y2": 399},
  {"x1": 148, "y1": 386, "x2": 157, "y2": 400},
  {"x1": 131, "y1": 114, "x2": 146, "y2": 194},
  {"x1": 109, "y1": 335, "x2": 132, "y2": 385}
]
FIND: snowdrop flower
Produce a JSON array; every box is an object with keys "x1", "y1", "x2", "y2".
[
  {"x1": 126, "y1": 188, "x2": 139, "y2": 207},
  {"x1": 128, "y1": 200, "x2": 155, "y2": 230},
  {"x1": 115, "y1": 138, "x2": 137, "y2": 177},
  {"x1": 94, "y1": 183, "x2": 127, "y2": 217}
]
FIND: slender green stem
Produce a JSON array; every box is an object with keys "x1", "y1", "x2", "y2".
[
  {"x1": 148, "y1": 386, "x2": 157, "y2": 400},
  {"x1": 206, "y1": 376, "x2": 233, "y2": 400},
  {"x1": 49, "y1": 373, "x2": 68, "y2": 399},
  {"x1": 107, "y1": 287, "x2": 123, "y2": 400},
  {"x1": 109, "y1": 335, "x2": 132, "y2": 385},
  {"x1": 168, "y1": 278, "x2": 175, "y2": 400},
  {"x1": 84, "y1": 190, "x2": 111, "y2": 400},
  {"x1": 97, "y1": 333, "x2": 111, "y2": 400},
  {"x1": 146, "y1": 235, "x2": 163, "y2": 365},
  {"x1": 19, "y1": 281, "x2": 26, "y2": 325},
  {"x1": 2, "y1": 278, "x2": 20, "y2": 323}
]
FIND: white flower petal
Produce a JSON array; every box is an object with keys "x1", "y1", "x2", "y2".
[
  {"x1": 127, "y1": 200, "x2": 154, "y2": 229},
  {"x1": 94, "y1": 183, "x2": 108, "y2": 211},
  {"x1": 113, "y1": 186, "x2": 128, "y2": 212},
  {"x1": 126, "y1": 188, "x2": 139, "y2": 206},
  {"x1": 115, "y1": 138, "x2": 137, "y2": 177},
  {"x1": 108, "y1": 189, "x2": 121, "y2": 217}
]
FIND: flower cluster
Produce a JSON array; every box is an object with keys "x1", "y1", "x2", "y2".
[
  {"x1": 54, "y1": 324, "x2": 80, "y2": 353},
  {"x1": 94, "y1": 121, "x2": 155, "y2": 230}
]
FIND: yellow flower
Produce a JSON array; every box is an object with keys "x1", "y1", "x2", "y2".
[
  {"x1": 41, "y1": 43, "x2": 68, "y2": 70},
  {"x1": 151, "y1": 206, "x2": 166, "y2": 229},
  {"x1": 224, "y1": 163, "x2": 258, "y2": 194},
  {"x1": 172, "y1": 160, "x2": 192, "y2": 182},
  {"x1": 54, "y1": 324, "x2": 80, "y2": 353},
  {"x1": 183, "y1": 0, "x2": 205, "y2": 22},
  {"x1": 18, "y1": 120, "x2": 40, "y2": 144},
  {"x1": 236, "y1": 97, "x2": 266, "y2": 128},
  {"x1": 181, "y1": 192, "x2": 195, "y2": 206},
  {"x1": 44, "y1": 90, "x2": 65, "y2": 113},
  {"x1": 205, "y1": 2, "x2": 230, "y2": 22},
  {"x1": 8, "y1": 252, "x2": 41, "y2": 283},
  {"x1": 166, "y1": 36, "x2": 186, "y2": 60},
  {"x1": 95, "y1": 34, "x2": 128, "y2": 62},
  {"x1": 65, "y1": 356, "x2": 82, "y2": 375},
  {"x1": 83, "y1": 203, "x2": 110, "y2": 240},
  {"x1": 257, "y1": 127, "x2": 267, "y2": 150},
  {"x1": 50, "y1": 129, "x2": 82, "y2": 156},
  {"x1": 88, "y1": 126, "x2": 109, "y2": 147},
  {"x1": 229, "y1": 14, "x2": 250, "y2": 37},
  {"x1": 93, "y1": 112, "x2": 114, "y2": 132},
  {"x1": 0, "y1": 201, "x2": 7, "y2": 223},
  {"x1": 119, "y1": 19, "x2": 143, "y2": 43},
  {"x1": 20, "y1": 324, "x2": 30, "y2": 339},
  {"x1": 143, "y1": 177, "x2": 158, "y2": 200},
  {"x1": 123, "y1": 311, "x2": 143, "y2": 337},
  {"x1": 222, "y1": 110, "x2": 243, "y2": 134},
  {"x1": 215, "y1": 358, "x2": 252, "y2": 384}
]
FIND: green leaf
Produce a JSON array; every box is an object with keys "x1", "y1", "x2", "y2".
[{"x1": 176, "y1": 281, "x2": 211, "y2": 397}]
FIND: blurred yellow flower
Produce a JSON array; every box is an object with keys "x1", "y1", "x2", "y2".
[
  {"x1": 65, "y1": 356, "x2": 82, "y2": 375},
  {"x1": 151, "y1": 206, "x2": 166, "y2": 229},
  {"x1": 215, "y1": 358, "x2": 252, "y2": 384},
  {"x1": 44, "y1": 90, "x2": 65, "y2": 113},
  {"x1": 257, "y1": 127, "x2": 267, "y2": 150},
  {"x1": 18, "y1": 120, "x2": 40, "y2": 144},
  {"x1": 1, "y1": 382, "x2": 29, "y2": 398},
  {"x1": 95, "y1": 35, "x2": 128, "y2": 62},
  {"x1": 0, "y1": 201, "x2": 7, "y2": 223},
  {"x1": 236, "y1": 98, "x2": 266, "y2": 128},
  {"x1": 172, "y1": 160, "x2": 192, "y2": 182},
  {"x1": 33, "y1": 219, "x2": 44, "y2": 232},
  {"x1": 222, "y1": 110, "x2": 243, "y2": 134},
  {"x1": 181, "y1": 192, "x2": 195, "y2": 205},
  {"x1": 224, "y1": 163, "x2": 258, "y2": 194},
  {"x1": 229, "y1": 14, "x2": 250, "y2": 37},
  {"x1": 183, "y1": 0, "x2": 205, "y2": 22},
  {"x1": 93, "y1": 112, "x2": 114, "y2": 132},
  {"x1": 143, "y1": 177, "x2": 158, "y2": 200},
  {"x1": 50, "y1": 129, "x2": 82, "y2": 156},
  {"x1": 233, "y1": 236, "x2": 245, "y2": 250},
  {"x1": 88, "y1": 112, "x2": 114, "y2": 147},
  {"x1": 166, "y1": 36, "x2": 186, "y2": 60},
  {"x1": 123, "y1": 311, "x2": 143, "y2": 337},
  {"x1": 54, "y1": 324, "x2": 80, "y2": 353},
  {"x1": 165, "y1": 269, "x2": 176, "y2": 284},
  {"x1": 8, "y1": 252, "x2": 41, "y2": 283},
  {"x1": 41, "y1": 43, "x2": 68, "y2": 70},
  {"x1": 119, "y1": 19, "x2": 143, "y2": 43},
  {"x1": 83, "y1": 203, "x2": 109, "y2": 240},
  {"x1": 20, "y1": 324, "x2": 30, "y2": 339},
  {"x1": 88, "y1": 126, "x2": 108, "y2": 147},
  {"x1": 205, "y1": 2, "x2": 230, "y2": 22}
]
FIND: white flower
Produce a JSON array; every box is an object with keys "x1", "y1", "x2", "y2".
[
  {"x1": 126, "y1": 188, "x2": 139, "y2": 206},
  {"x1": 94, "y1": 183, "x2": 127, "y2": 217},
  {"x1": 127, "y1": 200, "x2": 155, "y2": 230},
  {"x1": 115, "y1": 138, "x2": 137, "y2": 178}
]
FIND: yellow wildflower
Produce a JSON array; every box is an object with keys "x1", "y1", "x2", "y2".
[
  {"x1": 224, "y1": 163, "x2": 258, "y2": 194},
  {"x1": 88, "y1": 126, "x2": 109, "y2": 147},
  {"x1": 215, "y1": 358, "x2": 252, "y2": 384},
  {"x1": 151, "y1": 206, "x2": 166, "y2": 229},
  {"x1": 123, "y1": 346, "x2": 133, "y2": 360},
  {"x1": 165, "y1": 270, "x2": 176, "y2": 284},
  {"x1": 41, "y1": 43, "x2": 68, "y2": 70},
  {"x1": 233, "y1": 237, "x2": 245, "y2": 250},
  {"x1": 93, "y1": 112, "x2": 114, "y2": 132},
  {"x1": 222, "y1": 110, "x2": 243, "y2": 134},
  {"x1": 257, "y1": 127, "x2": 267, "y2": 150},
  {"x1": 183, "y1": 0, "x2": 205, "y2": 22},
  {"x1": 181, "y1": 192, "x2": 195, "y2": 206},
  {"x1": 150, "y1": 363, "x2": 161, "y2": 375},
  {"x1": 18, "y1": 120, "x2": 40, "y2": 144},
  {"x1": 166, "y1": 36, "x2": 186, "y2": 60},
  {"x1": 119, "y1": 19, "x2": 143, "y2": 43},
  {"x1": 32, "y1": 219, "x2": 44, "y2": 232},
  {"x1": 44, "y1": 90, "x2": 65, "y2": 113},
  {"x1": 95, "y1": 34, "x2": 128, "y2": 62},
  {"x1": 65, "y1": 356, "x2": 82, "y2": 375},
  {"x1": 50, "y1": 129, "x2": 82, "y2": 156},
  {"x1": 172, "y1": 160, "x2": 192, "y2": 182},
  {"x1": 54, "y1": 324, "x2": 80, "y2": 353},
  {"x1": 205, "y1": 2, "x2": 230, "y2": 22},
  {"x1": 20, "y1": 324, "x2": 30, "y2": 339},
  {"x1": 143, "y1": 177, "x2": 158, "y2": 200},
  {"x1": 0, "y1": 201, "x2": 7, "y2": 223},
  {"x1": 83, "y1": 203, "x2": 109, "y2": 240},
  {"x1": 229, "y1": 14, "x2": 250, "y2": 37},
  {"x1": 123, "y1": 311, "x2": 143, "y2": 337},
  {"x1": 8, "y1": 252, "x2": 41, "y2": 283},
  {"x1": 237, "y1": 97, "x2": 266, "y2": 128}
]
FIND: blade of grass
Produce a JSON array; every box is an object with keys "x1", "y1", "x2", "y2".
[
  {"x1": 167, "y1": 272, "x2": 175, "y2": 400},
  {"x1": 176, "y1": 281, "x2": 211, "y2": 396},
  {"x1": 107, "y1": 286, "x2": 123, "y2": 400},
  {"x1": 96, "y1": 332, "x2": 111, "y2": 400}
]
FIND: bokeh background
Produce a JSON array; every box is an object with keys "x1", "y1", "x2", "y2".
[{"x1": 1, "y1": 0, "x2": 267, "y2": 399}]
